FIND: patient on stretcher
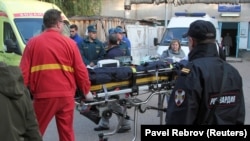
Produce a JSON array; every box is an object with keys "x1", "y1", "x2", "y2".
[
  {"x1": 88, "y1": 60, "x2": 174, "y2": 92},
  {"x1": 75, "y1": 58, "x2": 180, "y2": 134}
]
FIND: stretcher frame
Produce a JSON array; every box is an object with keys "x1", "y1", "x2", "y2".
[{"x1": 75, "y1": 67, "x2": 176, "y2": 141}]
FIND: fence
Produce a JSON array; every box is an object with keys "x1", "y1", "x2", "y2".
[{"x1": 69, "y1": 16, "x2": 138, "y2": 42}]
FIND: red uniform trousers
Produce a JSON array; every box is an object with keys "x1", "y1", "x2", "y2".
[{"x1": 33, "y1": 96, "x2": 75, "y2": 141}]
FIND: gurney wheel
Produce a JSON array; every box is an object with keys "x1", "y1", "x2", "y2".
[
  {"x1": 98, "y1": 133, "x2": 108, "y2": 141},
  {"x1": 119, "y1": 99, "x2": 127, "y2": 106},
  {"x1": 102, "y1": 110, "x2": 112, "y2": 119}
]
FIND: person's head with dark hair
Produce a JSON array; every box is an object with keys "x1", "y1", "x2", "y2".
[
  {"x1": 69, "y1": 24, "x2": 79, "y2": 38},
  {"x1": 43, "y1": 9, "x2": 64, "y2": 32},
  {"x1": 108, "y1": 33, "x2": 118, "y2": 46},
  {"x1": 183, "y1": 20, "x2": 216, "y2": 51},
  {"x1": 70, "y1": 24, "x2": 78, "y2": 30}
]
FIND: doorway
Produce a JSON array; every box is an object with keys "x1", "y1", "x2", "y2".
[{"x1": 221, "y1": 22, "x2": 238, "y2": 57}]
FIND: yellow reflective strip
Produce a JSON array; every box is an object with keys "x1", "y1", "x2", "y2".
[
  {"x1": 91, "y1": 81, "x2": 130, "y2": 91},
  {"x1": 131, "y1": 67, "x2": 136, "y2": 73},
  {"x1": 181, "y1": 68, "x2": 190, "y2": 73},
  {"x1": 170, "y1": 64, "x2": 173, "y2": 69},
  {"x1": 31, "y1": 64, "x2": 74, "y2": 73},
  {"x1": 90, "y1": 76, "x2": 169, "y2": 91}
]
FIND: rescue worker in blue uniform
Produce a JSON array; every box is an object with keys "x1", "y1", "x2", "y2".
[
  {"x1": 78, "y1": 25, "x2": 105, "y2": 67},
  {"x1": 116, "y1": 26, "x2": 131, "y2": 54},
  {"x1": 114, "y1": 27, "x2": 130, "y2": 56},
  {"x1": 166, "y1": 20, "x2": 245, "y2": 125}
]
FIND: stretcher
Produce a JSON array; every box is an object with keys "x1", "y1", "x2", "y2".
[
  {"x1": 75, "y1": 60, "x2": 177, "y2": 141},
  {"x1": 90, "y1": 68, "x2": 174, "y2": 93},
  {"x1": 88, "y1": 60, "x2": 175, "y2": 92}
]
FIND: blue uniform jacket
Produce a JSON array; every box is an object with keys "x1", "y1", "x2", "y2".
[
  {"x1": 70, "y1": 34, "x2": 83, "y2": 46},
  {"x1": 118, "y1": 41, "x2": 130, "y2": 56},
  {"x1": 122, "y1": 36, "x2": 131, "y2": 54},
  {"x1": 105, "y1": 46, "x2": 124, "y2": 59},
  {"x1": 78, "y1": 37, "x2": 105, "y2": 65}
]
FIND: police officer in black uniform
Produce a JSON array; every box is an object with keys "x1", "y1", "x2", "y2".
[{"x1": 166, "y1": 20, "x2": 245, "y2": 125}]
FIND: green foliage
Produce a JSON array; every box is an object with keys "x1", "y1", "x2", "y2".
[
  {"x1": 40, "y1": 0, "x2": 102, "y2": 17},
  {"x1": 76, "y1": 0, "x2": 102, "y2": 16}
]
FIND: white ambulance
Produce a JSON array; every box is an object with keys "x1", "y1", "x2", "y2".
[
  {"x1": 0, "y1": 0, "x2": 70, "y2": 66},
  {"x1": 155, "y1": 12, "x2": 220, "y2": 58}
]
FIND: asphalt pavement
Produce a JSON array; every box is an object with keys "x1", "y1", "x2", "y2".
[{"x1": 44, "y1": 55, "x2": 250, "y2": 141}]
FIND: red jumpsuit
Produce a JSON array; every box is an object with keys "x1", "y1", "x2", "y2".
[{"x1": 20, "y1": 29, "x2": 91, "y2": 141}]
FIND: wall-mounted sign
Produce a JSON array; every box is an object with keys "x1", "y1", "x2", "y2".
[{"x1": 218, "y1": 4, "x2": 241, "y2": 12}]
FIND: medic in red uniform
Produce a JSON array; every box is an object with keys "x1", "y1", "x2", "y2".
[{"x1": 20, "y1": 9, "x2": 93, "y2": 141}]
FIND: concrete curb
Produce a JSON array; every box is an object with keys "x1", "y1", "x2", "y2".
[{"x1": 226, "y1": 57, "x2": 243, "y2": 63}]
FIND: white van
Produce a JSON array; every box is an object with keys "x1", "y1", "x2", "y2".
[
  {"x1": 0, "y1": 0, "x2": 70, "y2": 66},
  {"x1": 154, "y1": 12, "x2": 221, "y2": 57}
]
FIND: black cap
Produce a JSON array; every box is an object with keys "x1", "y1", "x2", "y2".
[
  {"x1": 87, "y1": 25, "x2": 97, "y2": 32},
  {"x1": 183, "y1": 20, "x2": 216, "y2": 40}
]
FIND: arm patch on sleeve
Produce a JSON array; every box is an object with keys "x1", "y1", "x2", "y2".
[
  {"x1": 180, "y1": 62, "x2": 193, "y2": 75},
  {"x1": 181, "y1": 67, "x2": 190, "y2": 74}
]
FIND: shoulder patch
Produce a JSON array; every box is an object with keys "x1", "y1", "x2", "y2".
[
  {"x1": 180, "y1": 62, "x2": 193, "y2": 75},
  {"x1": 181, "y1": 67, "x2": 190, "y2": 74}
]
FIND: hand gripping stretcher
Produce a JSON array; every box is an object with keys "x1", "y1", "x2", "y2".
[{"x1": 75, "y1": 60, "x2": 177, "y2": 141}]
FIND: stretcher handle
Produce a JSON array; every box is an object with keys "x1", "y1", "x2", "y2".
[
  {"x1": 139, "y1": 105, "x2": 167, "y2": 113},
  {"x1": 127, "y1": 91, "x2": 167, "y2": 106},
  {"x1": 82, "y1": 98, "x2": 117, "y2": 106},
  {"x1": 135, "y1": 68, "x2": 172, "y2": 74}
]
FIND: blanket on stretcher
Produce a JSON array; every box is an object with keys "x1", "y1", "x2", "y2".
[
  {"x1": 88, "y1": 61, "x2": 174, "y2": 92},
  {"x1": 88, "y1": 61, "x2": 172, "y2": 85}
]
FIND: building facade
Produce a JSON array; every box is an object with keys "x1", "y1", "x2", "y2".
[{"x1": 101, "y1": 0, "x2": 250, "y2": 57}]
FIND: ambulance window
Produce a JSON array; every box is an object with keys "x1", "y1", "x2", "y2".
[
  {"x1": 15, "y1": 18, "x2": 43, "y2": 44},
  {"x1": 3, "y1": 22, "x2": 21, "y2": 55},
  {"x1": 3, "y1": 22, "x2": 17, "y2": 46},
  {"x1": 160, "y1": 28, "x2": 188, "y2": 46}
]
